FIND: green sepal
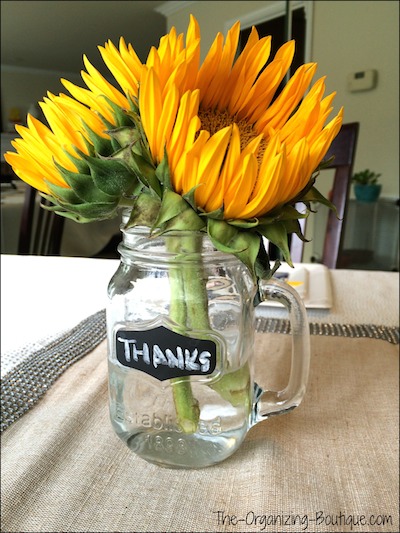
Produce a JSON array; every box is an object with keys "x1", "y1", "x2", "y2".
[
  {"x1": 44, "y1": 183, "x2": 84, "y2": 205},
  {"x1": 318, "y1": 155, "x2": 335, "y2": 170},
  {"x1": 126, "y1": 193, "x2": 161, "y2": 228},
  {"x1": 207, "y1": 219, "x2": 260, "y2": 280},
  {"x1": 301, "y1": 187, "x2": 339, "y2": 216},
  {"x1": 53, "y1": 161, "x2": 118, "y2": 203},
  {"x1": 106, "y1": 126, "x2": 142, "y2": 154},
  {"x1": 257, "y1": 204, "x2": 307, "y2": 227},
  {"x1": 102, "y1": 95, "x2": 136, "y2": 128},
  {"x1": 49, "y1": 200, "x2": 119, "y2": 220},
  {"x1": 300, "y1": 186, "x2": 338, "y2": 216},
  {"x1": 201, "y1": 204, "x2": 225, "y2": 220},
  {"x1": 81, "y1": 122, "x2": 114, "y2": 156},
  {"x1": 253, "y1": 238, "x2": 273, "y2": 282},
  {"x1": 79, "y1": 153, "x2": 137, "y2": 197},
  {"x1": 258, "y1": 222, "x2": 293, "y2": 267},
  {"x1": 110, "y1": 144, "x2": 146, "y2": 181},
  {"x1": 154, "y1": 190, "x2": 205, "y2": 232},
  {"x1": 283, "y1": 218, "x2": 309, "y2": 242},
  {"x1": 228, "y1": 218, "x2": 259, "y2": 229},
  {"x1": 278, "y1": 204, "x2": 308, "y2": 221},
  {"x1": 253, "y1": 258, "x2": 282, "y2": 307},
  {"x1": 207, "y1": 219, "x2": 242, "y2": 253},
  {"x1": 182, "y1": 185, "x2": 201, "y2": 210},
  {"x1": 122, "y1": 109, "x2": 153, "y2": 161},
  {"x1": 159, "y1": 208, "x2": 206, "y2": 233},
  {"x1": 130, "y1": 152, "x2": 161, "y2": 197},
  {"x1": 38, "y1": 200, "x2": 98, "y2": 223},
  {"x1": 155, "y1": 151, "x2": 172, "y2": 190},
  {"x1": 229, "y1": 231, "x2": 260, "y2": 281},
  {"x1": 127, "y1": 93, "x2": 139, "y2": 115},
  {"x1": 63, "y1": 150, "x2": 90, "y2": 175}
]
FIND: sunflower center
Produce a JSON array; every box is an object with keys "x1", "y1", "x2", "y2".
[{"x1": 198, "y1": 107, "x2": 266, "y2": 163}]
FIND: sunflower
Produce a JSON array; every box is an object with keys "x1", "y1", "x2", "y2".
[
  {"x1": 5, "y1": 14, "x2": 342, "y2": 270},
  {"x1": 134, "y1": 17, "x2": 343, "y2": 220}
]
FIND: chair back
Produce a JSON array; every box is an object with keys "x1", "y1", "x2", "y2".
[
  {"x1": 18, "y1": 185, "x2": 65, "y2": 255},
  {"x1": 290, "y1": 122, "x2": 359, "y2": 268}
]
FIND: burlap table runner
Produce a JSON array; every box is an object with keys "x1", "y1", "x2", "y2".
[{"x1": 1, "y1": 332, "x2": 398, "y2": 533}]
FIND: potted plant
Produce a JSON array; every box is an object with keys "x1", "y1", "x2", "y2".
[{"x1": 352, "y1": 169, "x2": 382, "y2": 202}]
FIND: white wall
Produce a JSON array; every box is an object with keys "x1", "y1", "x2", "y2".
[
  {"x1": 311, "y1": 0, "x2": 399, "y2": 200},
  {"x1": 1, "y1": 66, "x2": 82, "y2": 132}
]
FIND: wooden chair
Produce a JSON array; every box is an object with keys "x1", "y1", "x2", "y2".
[
  {"x1": 289, "y1": 122, "x2": 359, "y2": 268},
  {"x1": 18, "y1": 185, "x2": 65, "y2": 255}
]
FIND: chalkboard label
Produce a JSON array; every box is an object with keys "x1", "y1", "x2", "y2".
[{"x1": 115, "y1": 326, "x2": 218, "y2": 381}]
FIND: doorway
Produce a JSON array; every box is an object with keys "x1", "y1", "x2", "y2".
[{"x1": 238, "y1": 5, "x2": 306, "y2": 75}]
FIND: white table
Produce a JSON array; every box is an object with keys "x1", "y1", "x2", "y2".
[
  {"x1": 1, "y1": 255, "x2": 119, "y2": 359},
  {"x1": 1, "y1": 255, "x2": 398, "y2": 357}
]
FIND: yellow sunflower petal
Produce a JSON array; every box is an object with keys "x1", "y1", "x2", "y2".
[
  {"x1": 223, "y1": 153, "x2": 258, "y2": 218},
  {"x1": 167, "y1": 90, "x2": 200, "y2": 171},
  {"x1": 81, "y1": 55, "x2": 128, "y2": 109},
  {"x1": 98, "y1": 38, "x2": 141, "y2": 98},
  {"x1": 193, "y1": 126, "x2": 232, "y2": 209},
  {"x1": 139, "y1": 68, "x2": 163, "y2": 160}
]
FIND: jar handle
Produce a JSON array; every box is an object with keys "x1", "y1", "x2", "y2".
[{"x1": 252, "y1": 278, "x2": 310, "y2": 424}]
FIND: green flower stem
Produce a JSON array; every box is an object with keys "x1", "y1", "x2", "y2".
[
  {"x1": 169, "y1": 259, "x2": 200, "y2": 433},
  {"x1": 168, "y1": 233, "x2": 251, "y2": 432},
  {"x1": 182, "y1": 259, "x2": 210, "y2": 331},
  {"x1": 210, "y1": 362, "x2": 251, "y2": 409},
  {"x1": 168, "y1": 234, "x2": 208, "y2": 433}
]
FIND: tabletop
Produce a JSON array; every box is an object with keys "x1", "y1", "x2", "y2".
[{"x1": 1, "y1": 255, "x2": 399, "y2": 533}]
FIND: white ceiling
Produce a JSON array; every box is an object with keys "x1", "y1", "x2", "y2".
[{"x1": 1, "y1": 1, "x2": 169, "y2": 75}]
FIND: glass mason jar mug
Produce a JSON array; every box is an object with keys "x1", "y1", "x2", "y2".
[{"x1": 107, "y1": 226, "x2": 310, "y2": 469}]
